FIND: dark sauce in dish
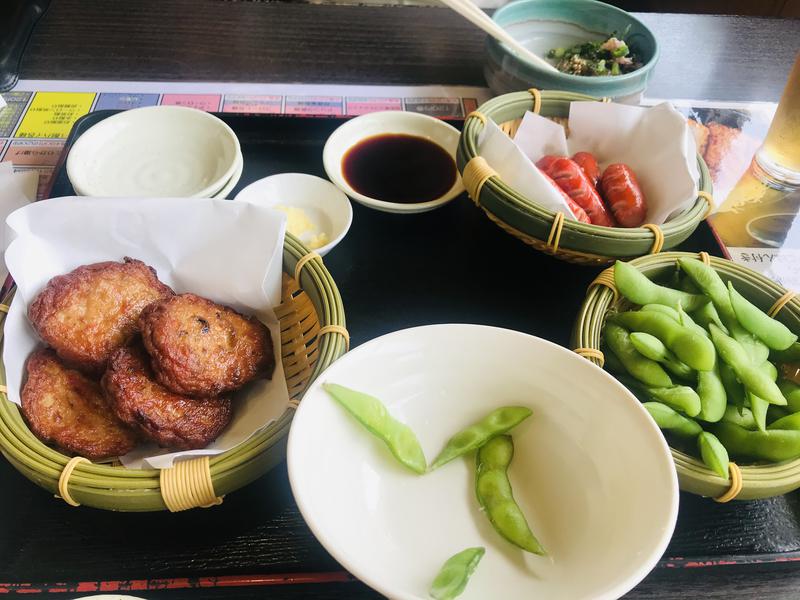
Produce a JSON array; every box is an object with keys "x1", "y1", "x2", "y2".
[{"x1": 342, "y1": 134, "x2": 457, "y2": 204}]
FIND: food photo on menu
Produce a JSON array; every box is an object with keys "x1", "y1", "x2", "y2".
[{"x1": 0, "y1": 0, "x2": 799, "y2": 599}]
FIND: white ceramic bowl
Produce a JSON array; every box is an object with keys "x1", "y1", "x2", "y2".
[
  {"x1": 322, "y1": 111, "x2": 465, "y2": 214},
  {"x1": 288, "y1": 324, "x2": 678, "y2": 600},
  {"x1": 233, "y1": 173, "x2": 352, "y2": 256},
  {"x1": 67, "y1": 106, "x2": 240, "y2": 198},
  {"x1": 212, "y1": 151, "x2": 244, "y2": 199}
]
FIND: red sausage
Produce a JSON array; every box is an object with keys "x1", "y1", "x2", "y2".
[
  {"x1": 538, "y1": 157, "x2": 617, "y2": 227},
  {"x1": 535, "y1": 155, "x2": 564, "y2": 173},
  {"x1": 538, "y1": 170, "x2": 591, "y2": 224},
  {"x1": 572, "y1": 152, "x2": 601, "y2": 188},
  {"x1": 600, "y1": 163, "x2": 648, "y2": 228}
]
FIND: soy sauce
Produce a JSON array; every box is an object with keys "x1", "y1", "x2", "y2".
[{"x1": 343, "y1": 134, "x2": 457, "y2": 204}]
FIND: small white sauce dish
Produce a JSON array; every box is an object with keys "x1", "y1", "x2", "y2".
[
  {"x1": 322, "y1": 111, "x2": 465, "y2": 214},
  {"x1": 67, "y1": 106, "x2": 241, "y2": 198},
  {"x1": 233, "y1": 173, "x2": 352, "y2": 256},
  {"x1": 288, "y1": 324, "x2": 679, "y2": 600}
]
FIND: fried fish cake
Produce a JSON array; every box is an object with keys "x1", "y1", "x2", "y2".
[
  {"x1": 102, "y1": 344, "x2": 232, "y2": 450},
  {"x1": 139, "y1": 293, "x2": 274, "y2": 397},
  {"x1": 21, "y1": 349, "x2": 138, "y2": 460},
  {"x1": 28, "y1": 258, "x2": 174, "y2": 374}
]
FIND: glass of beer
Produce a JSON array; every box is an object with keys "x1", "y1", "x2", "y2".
[{"x1": 754, "y1": 53, "x2": 800, "y2": 187}]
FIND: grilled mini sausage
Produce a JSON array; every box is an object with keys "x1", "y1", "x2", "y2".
[
  {"x1": 600, "y1": 163, "x2": 648, "y2": 228},
  {"x1": 536, "y1": 156, "x2": 617, "y2": 227}
]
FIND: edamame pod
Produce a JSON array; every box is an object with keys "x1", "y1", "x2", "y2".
[
  {"x1": 629, "y1": 332, "x2": 694, "y2": 379},
  {"x1": 677, "y1": 303, "x2": 711, "y2": 339},
  {"x1": 475, "y1": 435, "x2": 545, "y2": 555},
  {"x1": 692, "y1": 301, "x2": 727, "y2": 333},
  {"x1": 768, "y1": 410, "x2": 800, "y2": 431},
  {"x1": 719, "y1": 363, "x2": 746, "y2": 411},
  {"x1": 614, "y1": 261, "x2": 707, "y2": 311},
  {"x1": 697, "y1": 363, "x2": 727, "y2": 423},
  {"x1": 678, "y1": 258, "x2": 769, "y2": 364},
  {"x1": 722, "y1": 404, "x2": 757, "y2": 430},
  {"x1": 610, "y1": 311, "x2": 716, "y2": 371},
  {"x1": 603, "y1": 323, "x2": 673, "y2": 387},
  {"x1": 779, "y1": 380, "x2": 800, "y2": 413},
  {"x1": 748, "y1": 393, "x2": 769, "y2": 432},
  {"x1": 709, "y1": 325, "x2": 787, "y2": 406},
  {"x1": 643, "y1": 402, "x2": 702, "y2": 437},
  {"x1": 323, "y1": 383, "x2": 427, "y2": 474},
  {"x1": 647, "y1": 385, "x2": 702, "y2": 417},
  {"x1": 429, "y1": 406, "x2": 532, "y2": 470},
  {"x1": 602, "y1": 344, "x2": 627, "y2": 375},
  {"x1": 429, "y1": 547, "x2": 485, "y2": 600},
  {"x1": 711, "y1": 421, "x2": 800, "y2": 462},
  {"x1": 728, "y1": 282, "x2": 797, "y2": 351},
  {"x1": 698, "y1": 432, "x2": 730, "y2": 479},
  {"x1": 640, "y1": 304, "x2": 680, "y2": 321},
  {"x1": 768, "y1": 405, "x2": 792, "y2": 425}
]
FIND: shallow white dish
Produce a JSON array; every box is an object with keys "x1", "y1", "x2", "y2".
[
  {"x1": 234, "y1": 173, "x2": 352, "y2": 256},
  {"x1": 211, "y1": 151, "x2": 244, "y2": 199},
  {"x1": 322, "y1": 111, "x2": 464, "y2": 214},
  {"x1": 67, "y1": 106, "x2": 240, "y2": 198},
  {"x1": 288, "y1": 324, "x2": 678, "y2": 600}
]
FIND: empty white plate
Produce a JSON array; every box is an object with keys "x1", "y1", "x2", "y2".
[
  {"x1": 288, "y1": 324, "x2": 678, "y2": 600},
  {"x1": 67, "y1": 106, "x2": 240, "y2": 198}
]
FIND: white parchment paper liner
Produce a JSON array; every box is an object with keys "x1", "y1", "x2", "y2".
[
  {"x1": 513, "y1": 101, "x2": 700, "y2": 225},
  {"x1": 4, "y1": 196, "x2": 289, "y2": 469}
]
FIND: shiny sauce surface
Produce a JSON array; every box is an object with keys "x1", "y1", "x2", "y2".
[{"x1": 342, "y1": 134, "x2": 457, "y2": 204}]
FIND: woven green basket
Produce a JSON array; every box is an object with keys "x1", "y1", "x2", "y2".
[
  {"x1": 0, "y1": 232, "x2": 347, "y2": 511},
  {"x1": 571, "y1": 251, "x2": 800, "y2": 500},
  {"x1": 456, "y1": 90, "x2": 713, "y2": 266}
]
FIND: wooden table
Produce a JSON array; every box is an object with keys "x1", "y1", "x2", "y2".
[{"x1": 7, "y1": 1, "x2": 800, "y2": 598}]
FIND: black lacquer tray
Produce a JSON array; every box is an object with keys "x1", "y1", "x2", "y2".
[{"x1": 1, "y1": 109, "x2": 798, "y2": 597}]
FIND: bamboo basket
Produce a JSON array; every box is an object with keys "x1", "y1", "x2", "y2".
[
  {"x1": 456, "y1": 89, "x2": 714, "y2": 266},
  {"x1": 571, "y1": 251, "x2": 800, "y2": 500},
  {"x1": 0, "y1": 233, "x2": 348, "y2": 511}
]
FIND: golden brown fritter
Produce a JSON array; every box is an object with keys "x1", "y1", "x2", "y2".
[
  {"x1": 139, "y1": 293, "x2": 274, "y2": 397},
  {"x1": 21, "y1": 349, "x2": 138, "y2": 460},
  {"x1": 27, "y1": 258, "x2": 174, "y2": 374},
  {"x1": 102, "y1": 344, "x2": 232, "y2": 450}
]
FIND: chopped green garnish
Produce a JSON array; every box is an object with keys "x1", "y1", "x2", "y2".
[{"x1": 546, "y1": 34, "x2": 641, "y2": 77}]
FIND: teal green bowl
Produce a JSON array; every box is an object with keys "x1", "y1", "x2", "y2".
[{"x1": 486, "y1": 0, "x2": 659, "y2": 101}]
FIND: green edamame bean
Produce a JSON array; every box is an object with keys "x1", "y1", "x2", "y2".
[
  {"x1": 629, "y1": 332, "x2": 694, "y2": 379},
  {"x1": 677, "y1": 303, "x2": 711, "y2": 339},
  {"x1": 475, "y1": 435, "x2": 545, "y2": 555},
  {"x1": 719, "y1": 363, "x2": 746, "y2": 411},
  {"x1": 709, "y1": 325, "x2": 786, "y2": 406},
  {"x1": 603, "y1": 323, "x2": 672, "y2": 388},
  {"x1": 677, "y1": 274, "x2": 701, "y2": 295},
  {"x1": 722, "y1": 404, "x2": 757, "y2": 429},
  {"x1": 640, "y1": 304, "x2": 680, "y2": 321},
  {"x1": 643, "y1": 402, "x2": 702, "y2": 437},
  {"x1": 748, "y1": 393, "x2": 769, "y2": 432},
  {"x1": 728, "y1": 282, "x2": 798, "y2": 351},
  {"x1": 697, "y1": 363, "x2": 726, "y2": 423},
  {"x1": 768, "y1": 410, "x2": 800, "y2": 431},
  {"x1": 698, "y1": 432, "x2": 730, "y2": 479},
  {"x1": 711, "y1": 421, "x2": 800, "y2": 462},
  {"x1": 779, "y1": 380, "x2": 800, "y2": 413},
  {"x1": 692, "y1": 301, "x2": 727, "y2": 333},
  {"x1": 323, "y1": 383, "x2": 427, "y2": 474},
  {"x1": 429, "y1": 406, "x2": 532, "y2": 470},
  {"x1": 678, "y1": 258, "x2": 769, "y2": 364},
  {"x1": 614, "y1": 261, "x2": 707, "y2": 311},
  {"x1": 602, "y1": 344, "x2": 627, "y2": 375},
  {"x1": 429, "y1": 547, "x2": 485, "y2": 600},
  {"x1": 647, "y1": 385, "x2": 702, "y2": 417},
  {"x1": 610, "y1": 311, "x2": 716, "y2": 371}
]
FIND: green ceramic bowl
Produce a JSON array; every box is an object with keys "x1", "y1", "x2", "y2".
[{"x1": 486, "y1": 0, "x2": 659, "y2": 101}]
